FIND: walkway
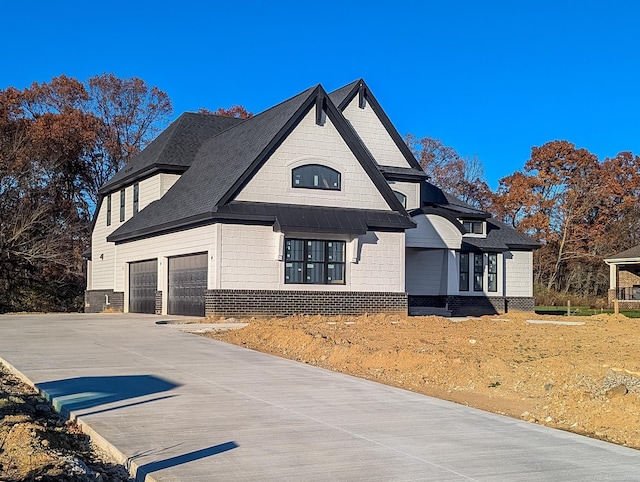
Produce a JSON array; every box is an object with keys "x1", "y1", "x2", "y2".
[{"x1": 0, "y1": 313, "x2": 638, "y2": 481}]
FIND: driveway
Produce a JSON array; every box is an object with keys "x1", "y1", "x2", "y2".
[{"x1": 0, "y1": 313, "x2": 638, "y2": 481}]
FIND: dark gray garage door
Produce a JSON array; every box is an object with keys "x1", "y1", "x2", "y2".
[
  {"x1": 168, "y1": 253, "x2": 208, "y2": 316},
  {"x1": 129, "y1": 259, "x2": 158, "y2": 314}
]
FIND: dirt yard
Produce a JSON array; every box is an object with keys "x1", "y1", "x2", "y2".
[
  {"x1": 204, "y1": 312, "x2": 640, "y2": 450},
  {"x1": 0, "y1": 364, "x2": 131, "y2": 482}
]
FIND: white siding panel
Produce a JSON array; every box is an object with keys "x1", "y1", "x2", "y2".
[
  {"x1": 505, "y1": 251, "x2": 533, "y2": 297},
  {"x1": 90, "y1": 196, "x2": 117, "y2": 290},
  {"x1": 138, "y1": 175, "x2": 161, "y2": 212},
  {"x1": 350, "y1": 232, "x2": 404, "y2": 292},
  {"x1": 406, "y1": 214, "x2": 462, "y2": 249},
  {"x1": 114, "y1": 224, "x2": 218, "y2": 298},
  {"x1": 388, "y1": 181, "x2": 420, "y2": 210},
  {"x1": 219, "y1": 224, "x2": 280, "y2": 289},
  {"x1": 405, "y1": 249, "x2": 448, "y2": 295},
  {"x1": 235, "y1": 108, "x2": 390, "y2": 211},
  {"x1": 161, "y1": 173, "x2": 181, "y2": 196},
  {"x1": 342, "y1": 97, "x2": 412, "y2": 169}
]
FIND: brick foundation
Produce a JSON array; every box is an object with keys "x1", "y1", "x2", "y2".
[
  {"x1": 409, "y1": 295, "x2": 535, "y2": 316},
  {"x1": 205, "y1": 290, "x2": 408, "y2": 317},
  {"x1": 84, "y1": 290, "x2": 124, "y2": 313},
  {"x1": 155, "y1": 291, "x2": 163, "y2": 315}
]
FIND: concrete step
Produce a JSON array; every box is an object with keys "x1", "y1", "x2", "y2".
[{"x1": 409, "y1": 307, "x2": 452, "y2": 317}]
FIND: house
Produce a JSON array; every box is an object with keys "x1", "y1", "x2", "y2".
[
  {"x1": 605, "y1": 246, "x2": 640, "y2": 308},
  {"x1": 84, "y1": 80, "x2": 538, "y2": 317}
]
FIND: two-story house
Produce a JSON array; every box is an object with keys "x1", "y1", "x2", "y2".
[{"x1": 85, "y1": 80, "x2": 537, "y2": 317}]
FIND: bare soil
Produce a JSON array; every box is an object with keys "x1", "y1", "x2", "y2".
[
  {"x1": 0, "y1": 364, "x2": 131, "y2": 482},
  {"x1": 204, "y1": 312, "x2": 640, "y2": 449}
]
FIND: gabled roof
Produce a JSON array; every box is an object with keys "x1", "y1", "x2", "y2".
[
  {"x1": 328, "y1": 79, "x2": 424, "y2": 172},
  {"x1": 463, "y1": 219, "x2": 541, "y2": 252},
  {"x1": 108, "y1": 84, "x2": 412, "y2": 243},
  {"x1": 605, "y1": 245, "x2": 640, "y2": 263},
  {"x1": 99, "y1": 113, "x2": 243, "y2": 194},
  {"x1": 421, "y1": 182, "x2": 490, "y2": 219}
]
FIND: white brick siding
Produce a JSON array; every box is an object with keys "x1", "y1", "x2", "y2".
[
  {"x1": 505, "y1": 251, "x2": 533, "y2": 297},
  {"x1": 342, "y1": 96, "x2": 411, "y2": 169},
  {"x1": 350, "y1": 231, "x2": 405, "y2": 292},
  {"x1": 235, "y1": 108, "x2": 390, "y2": 211},
  {"x1": 219, "y1": 224, "x2": 280, "y2": 290}
]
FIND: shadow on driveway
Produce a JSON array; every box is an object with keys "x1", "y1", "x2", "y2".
[{"x1": 37, "y1": 375, "x2": 180, "y2": 418}]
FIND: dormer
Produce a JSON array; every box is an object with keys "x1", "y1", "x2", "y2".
[{"x1": 460, "y1": 219, "x2": 486, "y2": 237}]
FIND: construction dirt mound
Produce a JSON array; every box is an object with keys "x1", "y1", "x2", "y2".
[{"x1": 204, "y1": 311, "x2": 640, "y2": 450}]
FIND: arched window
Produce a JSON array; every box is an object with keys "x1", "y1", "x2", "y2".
[
  {"x1": 393, "y1": 191, "x2": 407, "y2": 208},
  {"x1": 292, "y1": 164, "x2": 341, "y2": 190}
]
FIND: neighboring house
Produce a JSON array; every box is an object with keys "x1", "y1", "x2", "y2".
[
  {"x1": 605, "y1": 246, "x2": 640, "y2": 308},
  {"x1": 84, "y1": 80, "x2": 538, "y2": 317}
]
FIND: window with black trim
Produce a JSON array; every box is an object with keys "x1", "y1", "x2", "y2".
[
  {"x1": 474, "y1": 253, "x2": 483, "y2": 291},
  {"x1": 459, "y1": 252, "x2": 469, "y2": 291},
  {"x1": 106, "y1": 194, "x2": 112, "y2": 226},
  {"x1": 462, "y1": 220, "x2": 484, "y2": 234},
  {"x1": 284, "y1": 239, "x2": 345, "y2": 284},
  {"x1": 393, "y1": 191, "x2": 407, "y2": 208},
  {"x1": 488, "y1": 253, "x2": 497, "y2": 292},
  {"x1": 133, "y1": 182, "x2": 139, "y2": 214},
  {"x1": 119, "y1": 189, "x2": 125, "y2": 222},
  {"x1": 292, "y1": 165, "x2": 341, "y2": 190}
]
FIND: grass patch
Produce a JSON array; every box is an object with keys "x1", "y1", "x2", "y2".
[{"x1": 535, "y1": 306, "x2": 640, "y2": 318}]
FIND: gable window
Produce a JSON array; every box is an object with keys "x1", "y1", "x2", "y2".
[
  {"x1": 284, "y1": 239, "x2": 345, "y2": 284},
  {"x1": 133, "y1": 182, "x2": 139, "y2": 214},
  {"x1": 474, "y1": 253, "x2": 483, "y2": 291},
  {"x1": 488, "y1": 253, "x2": 498, "y2": 292},
  {"x1": 459, "y1": 252, "x2": 469, "y2": 291},
  {"x1": 292, "y1": 165, "x2": 341, "y2": 190},
  {"x1": 462, "y1": 220, "x2": 484, "y2": 235},
  {"x1": 120, "y1": 189, "x2": 125, "y2": 222},
  {"x1": 393, "y1": 191, "x2": 407, "y2": 208}
]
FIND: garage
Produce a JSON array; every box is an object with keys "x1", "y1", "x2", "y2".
[
  {"x1": 168, "y1": 253, "x2": 208, "y2": 316},
  {"x1": 129, "y1": 259, "x2": 158, "y2": 314}
]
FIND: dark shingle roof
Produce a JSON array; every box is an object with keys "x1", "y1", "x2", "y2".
[
  {"x1": 422, "y1": 182, "x2": 489, "y2": 219},
  {"x1": 99, "y1": 113, "x2": 243, "y2": 194},
  {"x1": 378, "y1": 165, "x2": 428, "y2": 181},
  {"x1": 606, "y1": 245, "x2": 640, "y2": 261},
  {"x1": 108, "y1": 86, "x2": 320, "y2": 242},
  {"x1": 462, "y1": 219, "x2": 540, "y2": 251},
  {"x1": 328, "y1": 80, "x2": 360, "y2": 109}
]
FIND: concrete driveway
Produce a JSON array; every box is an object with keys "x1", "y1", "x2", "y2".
[{"x1": 0, "y1": 313, "x2": 638, "y2": 481}]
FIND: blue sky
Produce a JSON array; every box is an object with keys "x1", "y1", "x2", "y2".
[{"x1": 3, "y1": 1, "x2": 639, "y2": 188}]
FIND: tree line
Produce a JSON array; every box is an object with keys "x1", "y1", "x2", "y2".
[{"x1": 1, "y1": 74, "x2": 637, "y2": 312}]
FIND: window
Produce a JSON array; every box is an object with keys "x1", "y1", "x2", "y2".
[
  {"x1": 284, "y1": 239, "x2": 345, "y2": 284},
  {"x1": 106, "y1": 194, "x2": 112, "y2": 226},
  {"x1": 488, "y1": 253, "x2": 497, "y2": 292},
  {"x1": 474, "y1": 253, "x2": 483, "y2": 291},
  {"x1": 393, "y1": 191, "x2": 407, "y2": 208},
  {"x1": 119, "y1": 189, "x2": 125, "y2": 222},
  {"x1": 133, "y1": 182, "x2": 139, "y2": 214},
  {"x1": 292, "y1": 165, "x2": 341, "y2": 190},
  {"x1": 459, "y1": 252, "x2": 469, "y2": 291},
  {"x1": 462, "y1": 220, "x2": 484, "y2": 235}
]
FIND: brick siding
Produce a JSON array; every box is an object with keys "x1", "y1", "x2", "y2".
[
  {"x1": 155, "y1": 291, "x2": 163, "y2": 315},
  {"x1": 409, "y1": 295, "x2": 535, "y2": 316},
  {"x1": 84, "y1": 290, "x2": 124, "y2": 313},
  {"x1": 205, "y1": 290, "x2": 408, "y2": 317}
]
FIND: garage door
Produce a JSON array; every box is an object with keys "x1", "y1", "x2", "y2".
[
  {"x1": 129, "y1": 259, "x2": 158, "y2": 314},
  {"x1": 168, "y1": 253, "x2": 208, "y2": 316}
]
